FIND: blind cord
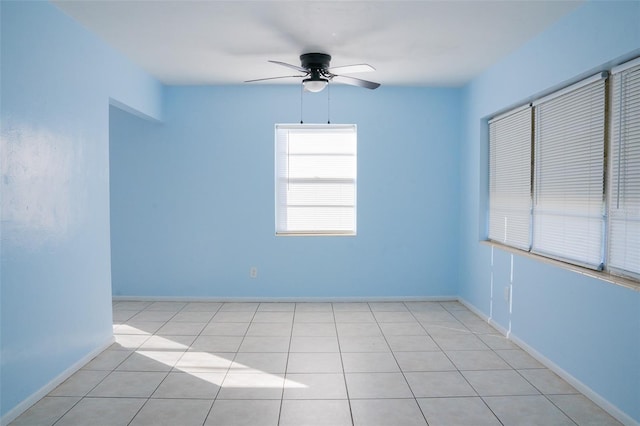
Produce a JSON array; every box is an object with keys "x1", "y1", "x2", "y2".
[{"x1": 327, "y1": 81, "x2": 331, "y2": 124}]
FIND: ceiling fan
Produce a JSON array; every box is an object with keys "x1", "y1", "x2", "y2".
[{"x1": 245, "y1": 53, "x2": 380, "y2": 92}]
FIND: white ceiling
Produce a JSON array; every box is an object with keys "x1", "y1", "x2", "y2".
[{"x1": 53, "y1": 0, "x2": 582, "y2": 87}]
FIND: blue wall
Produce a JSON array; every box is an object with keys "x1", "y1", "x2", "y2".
[
  {"x1": 460, "y1": 1, "x2": 640, "y2": 423},
  {"x1": 0, "y1": 1, "x2": 162, "y2": 420},
  {"x1": 3, "y1": 0, "x2": 639, "y2": 423},
  {"x1": 110, "y1": 85, "x2": 462, "y2": 298}
]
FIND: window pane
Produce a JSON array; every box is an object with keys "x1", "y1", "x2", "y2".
[
  {"x1": 532, "y1": 76, "x2": 606, "y2": 269},
  {"x1": 275, "y1": 124, "x2": 357, "y2": 235},
  {"x1": 488, "y1": 106, "x2": 532, "y2": 250},
  {"x1": 609, "y1": 60, "x2": 640, "y2": 278}
]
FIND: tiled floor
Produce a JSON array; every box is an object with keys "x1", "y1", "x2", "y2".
[{"x1": 11, "y1": 300, "x2": 622, "y2": 426}]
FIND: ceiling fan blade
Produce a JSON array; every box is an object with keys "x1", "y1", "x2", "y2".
[
  {"x1": 244, "y1": 75, "x2": 305, "y2": 83},
  {"x1": 331, "y1": 75, "x2": 381, "y2": 90},
  {"x1": 268, "y1": 60, "x2": 308, "y2": 73},
  {"x1": 328, "y1": 64, "x2": 376, "y2": 74}
]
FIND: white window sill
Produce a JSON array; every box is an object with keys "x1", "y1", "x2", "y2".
[{"x1": 481, "y1": 240, "x2": 640, "y2": 292}]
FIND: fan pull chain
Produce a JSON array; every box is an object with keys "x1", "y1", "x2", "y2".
[
  {"x1": 327, "y1": 81, "x2": 331, "y2": 124},
  {"x1": 300, "y1": 83, "x2": 304, "y2": 124}
]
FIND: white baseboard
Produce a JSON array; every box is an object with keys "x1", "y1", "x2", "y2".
[
  {"x1": 458, "y1": 298, "x2": 509, "y2": 336},
  {"x1": 509, "y1": 334, "x2": 639, "y2": 426},
  {"x1": 458, "y1": 297, "x2": 638, "y2": 426},
  {"x1": 1, "y1": 336, "x2": 115, "y2": 426},
  {"x1": 112, "y1": 295, "x2": 458, "y2": 303}
]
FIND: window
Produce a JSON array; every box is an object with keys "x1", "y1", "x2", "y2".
[
  {"x1": 608, "y1": 58, "x2": 640, "y2": 279},
  {"x1": 532, "y1": 73, "x2": 606, "y2": 269},
  {"x1": 488, "y1": 59, "x2": 640, "y2": 282},
  {"x1": 275, "y1": 124, "x2": 357, "y2": 236},
  {"x1": 488, "y1": 105, "x2": 533, "y2": 250}
]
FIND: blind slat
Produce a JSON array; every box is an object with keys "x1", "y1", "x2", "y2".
[
  {"x1": 532, "y1": 78, "x2": 605, "y2": 269},
  {"x1": 488, "y1": 106, "x2": 532, "y2": 250},
  {"x1": 275, "y1": 124, "x2": 357, "y2": 235},
  {"x1": 608, "y1": 63, "x2": 640, "y2": 278}
]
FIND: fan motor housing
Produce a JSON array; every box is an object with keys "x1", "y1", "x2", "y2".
[{"x1": 300, "y1": 53, "x2": 331, "y2": 70}]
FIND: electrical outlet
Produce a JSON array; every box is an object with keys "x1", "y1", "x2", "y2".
[
  {"x1": 250, "y1": 267, "x2": 258, "y2": 278},
  {"x1": 504, "y1": 286, "x2": 510, "y2": 302}
]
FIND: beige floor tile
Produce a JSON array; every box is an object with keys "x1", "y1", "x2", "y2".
[
  {"x1": 446, "y1": 350, "x2": 511, "y2": 370},
  {"x1": 182, "y1": 302, "x2": 223, "y2": 312},
  {"x1": 82, "y1": 349, "x2": 133, "y2": 370},
  {"x1": 257, "y1": 302, "x2": 296, "y2": 311},
  {"x1": 431, "y1": 333, "x2": 490, "y2": 351},
  {"x1": 341, "y1": 351, "x2": 400, "y2": 373},
  {"x1": 373, "y1": 311, "x2": 416, "y2": 322},
  {"x1": 462, "y1": 370, "x2": 540, "y2": 396},
  {"x1": 48, "y1": 370, "x2": 109, "y2": 396},
  {"x1": 279, "y1": 399, "x2": 352, "y2": 426},
  {"x1": 175, "y1": 351, "x2": 234, "y2": 373},
  {"x1": 547, "y1": 394, "x2": 623, "y2": 426},
  {"x1": 369, "y1": 302, "x2": 410, "y2": 312},
  {"x1": 293, "y1": 311, "x2": 335, "y2": 323},
  {"x1": 292, "y1": 322, "x2": 337, "y2": 337},
  {"x1": 252, "y1": 311, "x2": 294, "y2": 323},
  {"x1": 191, "y1": 335, "x2": 243, "y2": 352},
  {"x1": 283, "y1": 373, "x2": 347, "y2": 399},
  {"x1": 116, "y1": 321, "x2": 164, "y2": 335},
  {"x1": 217, "y1": 372, "x2": 284, "y2": 399},
  {"x1": 290, "y1": 336, "x2": 339, "y2": 352},
  {"x1": 55, "y1": 397, "x2": 145, "y2": 426},
  {"x1": 405, "y1": 371, "x2": 477, "y2": 397},
  {"x1": 129, "y1": 398, "x2": 212, "y2": 426},
  {"x1": 378, "y1": 322, "x2": 428, "y2": 336},
  {"x1": 116, "y1": 350, "x2": 184, "y2": 372},
  {"x1": 394, "y1": 351, "x2": 456, "y2": 372},
  {"x1": 333, "y1": 311, "x2": 377, "y2": 323},
  {"x1": 352, "y1": 398, "x2": 427, "y2": 426},
  {"x1": 245, "y1": 322, "x2": 292, "y2": 337},
  {"x1": 345, "y1": 372, "x2": 413, "y2": 398},
  {"x1": 151, "y1": 371, "x2": 223, "y2": 398},
  {"x1": 201, "y1": 322, "x2": 249, "y2": 336},
  {"x1": 145, "y1": 301, "x2": 186, "y2": 311},
  {"x1": 495, "y1": 349, "x2": 545, "y2": 369},
  {"x1": 294, "y1": 302, "x2": 333, "y2": 312},
  {"x1": 9, "y1": 396, "x2": 80, "y2": 426},
  {"x1": 205, "y1": 399, "x2": 281, "y2": 425},
  {"x1": 483, "y1": 395, "x2": 575, "y2": 425},
  {"x1": 218, "y1": 302, "x2": 259, "y2": 312},
  {"x1": 138, "y1": 335, "x2": 195, "y2": 350},
  {"x1": 417, "y1": 397, "x2": 501, "y2": 426},
  {"x1": 339, "y1": 335, "x2": 390, "y2": 352},
  {"x1": 387, "y1": 335, "x2": 439, "y2": 352},
  {"x1": 169, "y1": 311, "x2": 214, "y2": 322},
  {"x1": 332, "y1": 302, "x2": 371, "y2": 312},
  {"x1": 518, "y1": 369, "x2": 578, "y2": 394},
  {"x1": 156, "y1": 321, "x2": 206, "y2": 335},
  {"x1": 231, "y1": 352, "x2": 288, "y2": 374},
  {"x1": 336, "y1": 322, "x2": 383, "y2": 337},
  {"x1": 211, "y1": 311, "x2": 255, "y2": 322},
  {"x1": 88, "y1": 371, "x2": 167, "y2": 397},
  {"x1": 287, "y1": 352, "x2": 343, "y2": 373},
  {"x1": 17, "y1": 300, "x2": 620, "y2": 426},
  {"x1": 238, "y1": 336, "x2": 290, "y2": 352}
]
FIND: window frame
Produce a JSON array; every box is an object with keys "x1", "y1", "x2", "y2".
[
  {"x1": 274, "y1": 123, "x2": 357, "y2": 237},
  {"x1": 486, "y1": 60, "x2": 640, "y2": 286},
  {"x1": 607, "y1": 57, "x2": 640, "y2": 281}
]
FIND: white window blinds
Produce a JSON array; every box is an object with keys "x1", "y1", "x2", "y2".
[
  {"x1": 488, "y1": 106, "x2": 532, "y2": 250},
  {"x1": 532, "y1": 73, "x2": 607, "y2": 269},
  {"x1": 609, "y1": 59, "x2": 640, "y2": 278},
  {"x1": 275, "y1": 124, "x2": 357, "y2": 235}
]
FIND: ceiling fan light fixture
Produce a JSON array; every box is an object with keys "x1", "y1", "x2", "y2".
[{"x1": 303, "y1": 78, "x2": 328, "y2": 92}]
